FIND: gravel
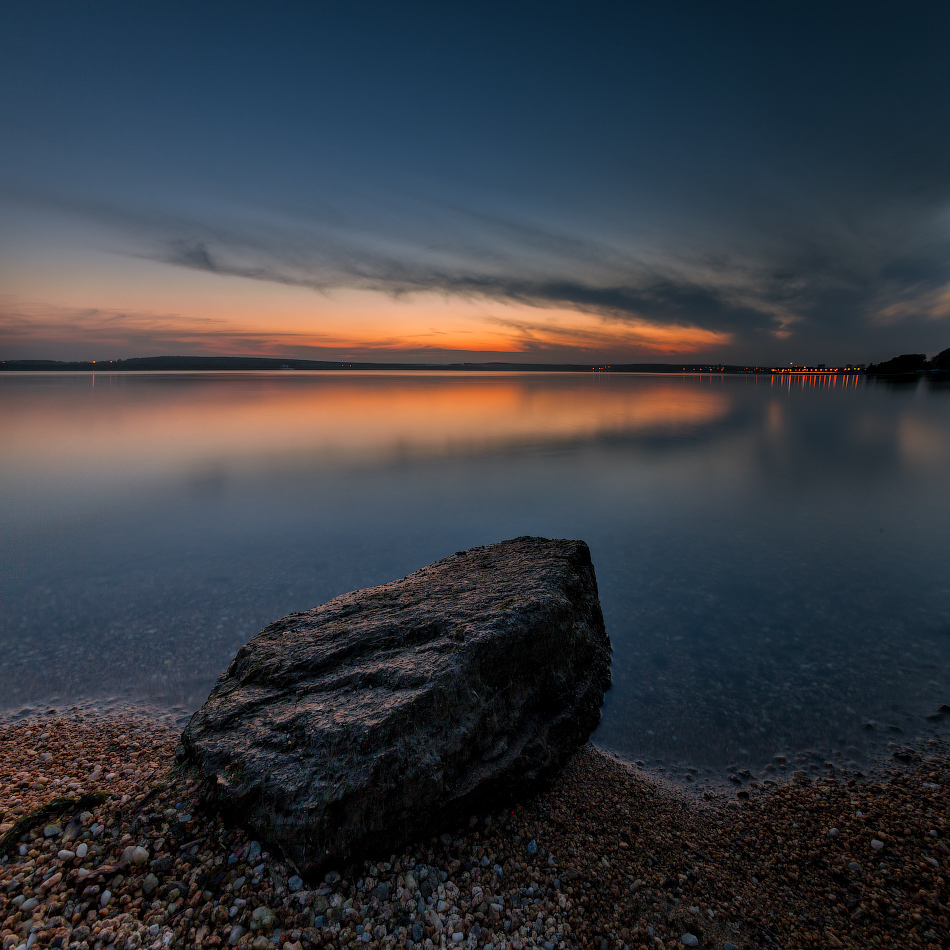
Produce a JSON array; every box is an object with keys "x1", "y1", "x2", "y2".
[{"x1": 0, "y1": 712, "x2": 947, "y2": 950}]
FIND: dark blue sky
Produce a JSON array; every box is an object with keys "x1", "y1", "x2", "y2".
[{"x1": 2, "y1": 2, "x2": 949, "y2": 362}]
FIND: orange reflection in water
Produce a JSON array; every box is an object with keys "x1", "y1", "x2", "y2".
[{"x1": 1, "y1": 373, "x2": 731, "y2": 510}]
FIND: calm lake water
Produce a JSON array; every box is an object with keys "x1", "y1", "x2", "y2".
[{"x1": 2, "y1": 371, "x2": 949, "y2": 789}]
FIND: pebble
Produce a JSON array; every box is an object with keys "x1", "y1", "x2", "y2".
[
  {"x1": 682, "y1": 935, "x2": 699, "y2": 947},
  {"x1": 1, "y1": 712, "x2": 948, "y2": 950},
  {"x1": 870, "y1": 838, "x2": 884, "y2": 850},
  {"x1": 121, "y1": 843, "x2": 150, "y2": 863},
  {"x1": 252, "y1": 905, "x2": 276, "y2": 928}
]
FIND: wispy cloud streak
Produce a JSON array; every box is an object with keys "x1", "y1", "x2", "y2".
[{"x1": 4, "y1": 183, "x2": 950, "y2": 361}]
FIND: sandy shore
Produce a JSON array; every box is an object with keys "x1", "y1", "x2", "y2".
[{"x1": 1, "y1": 712, "x2": 947, "y2": 950}]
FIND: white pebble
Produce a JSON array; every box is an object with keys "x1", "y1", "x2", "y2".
[
  {"x1": 131, "y1": 846, "x2": 149, "y2": 865},
  {"x1": 100, "y1": 889, "x2": 112, "y2": 908},
  {"x1": 870, "y1": 839, "x2": 884, "y2": 850},
  {"x1": 827, "y1": 828, "x2": 839, "y2": 837},
  {"x1": 682, "y1": 936, "x2": 699, "y2": 947},
  {"x1": 76, "y1": 843, "x2": 88, "y2": 858},
  {"x1": 57, "y1": 850, "x2": 75, "y2": 861}
]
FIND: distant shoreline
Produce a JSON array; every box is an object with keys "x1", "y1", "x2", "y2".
[{"x1": 0, "y1": 356, "x2": 864, "y2": 375}]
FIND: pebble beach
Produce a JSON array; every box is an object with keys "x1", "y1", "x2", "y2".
[{"x1": 1, "y1": 712, "x2": 947, "y2": 950}]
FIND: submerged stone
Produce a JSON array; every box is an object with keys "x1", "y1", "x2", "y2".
[{"x1": 177, "y1": 536, "x2": 610, "y2": 872}]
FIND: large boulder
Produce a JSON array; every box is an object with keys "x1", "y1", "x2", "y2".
[{"x1": 176, "y1": 537, "x2": 610, "y2": 873}]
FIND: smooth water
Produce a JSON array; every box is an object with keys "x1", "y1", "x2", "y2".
[{"x1": 2, "y1": 371, "x2": 949, "y2": 787}]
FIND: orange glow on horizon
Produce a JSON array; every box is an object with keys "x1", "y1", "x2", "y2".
[{"x1": 0, "y1": 282, "x2": 732, "y2": 360}]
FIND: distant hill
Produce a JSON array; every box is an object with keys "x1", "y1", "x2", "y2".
[
  {"x1": 866, "y1": 349, "x2": 950, "y2": 376},
  {"x1": 930, "y1": 347, "x2": 950, "y2": 370}
]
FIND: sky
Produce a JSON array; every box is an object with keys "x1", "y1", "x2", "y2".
[{"x1": 1, "y1": 2, "x2": 949, "y2": 365}]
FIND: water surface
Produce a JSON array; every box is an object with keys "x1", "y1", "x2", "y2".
[{"x1": 2, "y1": 371, "x2": 949, "y2": 788}]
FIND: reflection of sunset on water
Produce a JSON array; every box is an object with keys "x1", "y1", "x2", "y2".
[
  {"x1": 2, "y1": 373, "x2": 731, "y2": 484},
  {"x1": 3, "y1": 370, "x2": 950, "y2": 788}
]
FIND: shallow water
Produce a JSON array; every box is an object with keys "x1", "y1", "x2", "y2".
[{"x1": 2, "y1": 370, "x2": 949, "y2": 786}]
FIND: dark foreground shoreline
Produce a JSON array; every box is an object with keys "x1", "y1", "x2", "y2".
[{"x1": 1, "y1": 713, "x2": 947, "y2": 950}]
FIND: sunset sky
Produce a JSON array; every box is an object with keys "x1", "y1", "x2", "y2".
[{"x1": 2, "y1": 2, "x2": 949, "y2": 364}]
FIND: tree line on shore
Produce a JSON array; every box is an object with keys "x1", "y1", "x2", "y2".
[{"x1": 865, "y1": 348, "x2": 950, "y2": 375}]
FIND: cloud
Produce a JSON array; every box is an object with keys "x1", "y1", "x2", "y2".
[
  {"x1": 0, "y1": 298, "x2": 419, "y2": 360},
  {"x1": 131, "y1": 197, "x2": 950, "y2": 362},
  {"x1": 0, "y1": 292, "x2": 730, "y2": 362},
  {"x1": 483, "y1": 311, "x2": 729, "y2": 354},
  {"x1": 2, "y1": 183, "x2": 782, "y2": 346},
  {"x1": 145, "y1": 226, "x2": 786, "y2": 349},
  {"x1": 4, "y1": 181, "x2": 950, "y2": 362}
]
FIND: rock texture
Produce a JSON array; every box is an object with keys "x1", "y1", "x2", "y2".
[{"x1": 176, "y1": 536, "x2": 610, "y2": 873}]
